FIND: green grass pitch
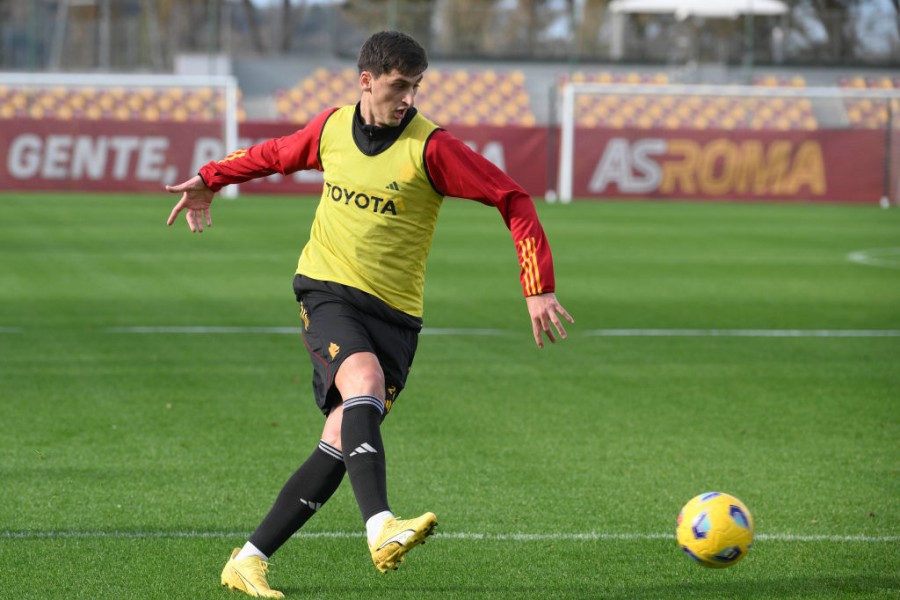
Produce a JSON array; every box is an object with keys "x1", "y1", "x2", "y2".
[{"x1": 0, "y1": 192, "x2": 898, "y2": 599}]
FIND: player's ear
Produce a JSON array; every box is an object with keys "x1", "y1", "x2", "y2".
[{"x1": 360, "y1": 71, "x2": 373, "y2": 92}]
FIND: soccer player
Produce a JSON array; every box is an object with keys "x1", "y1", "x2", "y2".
[{"x1": 166, "y1": 31, "x2": 573, "y2": 599}]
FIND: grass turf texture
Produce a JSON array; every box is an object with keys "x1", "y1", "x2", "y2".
[{"x1": 0, "y1": 193, "x2": 898, "y2": 599}]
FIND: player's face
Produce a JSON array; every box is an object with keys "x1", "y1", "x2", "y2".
[{"x1": 360, "y1": 69, "x2": 423, "y2": 127}]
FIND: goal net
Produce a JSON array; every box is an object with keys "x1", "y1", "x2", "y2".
[
  {"x1": 0, "y1": 72, "x2": 241, "y2": 198},
  {"x1": 555, "y1": 82, "x2": 900, "y2": 206}
]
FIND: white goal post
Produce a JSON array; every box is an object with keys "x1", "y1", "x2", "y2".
[
  {"x1": 556, "y1": 83, "x2": 900, "y2": 205},
  {"x1": 0, "y1": 72, "x2": 240, "y2": 198}
]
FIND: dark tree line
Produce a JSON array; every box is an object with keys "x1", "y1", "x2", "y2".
[{"x1": 0, "y1": 0, "x2": 895, "y2": 70}]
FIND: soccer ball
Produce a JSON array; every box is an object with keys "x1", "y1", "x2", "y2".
[{"x1": 676, "y1": 492, "x2": 754, "y2": 568}]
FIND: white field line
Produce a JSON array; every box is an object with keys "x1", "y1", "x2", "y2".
[
  {"x1": 105, "y1": 326, "x2": 299, "y2": 334},
  {"x1": 1, "y1": 530, "x2": 897, "y2": 543},
  {"x1": 847, "y1": 248, "x2": 900, "y2": 269},
  {"x1": 2, "y1": 327, "x2": 898, "y2": 338},
  {"x1": 103, "y1": 326, "x2": 504, "y2": 336},
  {"x1": 584, "y1": 329, "x2": 900, "y2": 338},
  {"x1": 98, "y1": 327, "x2": 900, "y2": 337}
]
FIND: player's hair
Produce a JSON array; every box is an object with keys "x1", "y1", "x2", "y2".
[{"x1": 357, "y1": 31, "x2": 428, "y2": 78}]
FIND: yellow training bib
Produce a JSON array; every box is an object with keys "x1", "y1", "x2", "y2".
[{"x1": 297, "y1": 106, "x2": 444, "y2": 317}]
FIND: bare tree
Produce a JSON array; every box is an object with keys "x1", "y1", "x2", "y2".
[
  {"x1": 781, "y1": 0, "x2": 881, "y2": 62},
  {"x1": 240, "y1": 0, "x2": 266, "y2": 52},
  {"x1": 342, "y1": 0, "x2": 436, "y2": 48},
  {"x1": 282, "y1": 0, "x2": 293, "y2": 52},
  {"x1": 503, "y1": 0, "x2": 539, "y2": 54},
  {"x1": 436, "y1": 0, "x2": 492, "y2": 56},
  {"x1": 575, "y1": 0, "x2": 608, "y2": 57}
]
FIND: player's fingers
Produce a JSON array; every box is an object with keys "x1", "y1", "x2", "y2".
[
  {"x1": 550, "y1": 314, "x2": 568, "y2": 340},
  {"x1": 186, "y1": 209, "x2": 198, "y2": 232},
  {"x1": 531, "y1": 319, "x2": 544, "y2": 349},
  {"x1": 204, "y1": 207, "x2": 212, "y2": 228},
  {"x1": 541, "y1": 315, "x2": 558, "y2": 344},
  {"x1": 166, "y1": 201, "x2": 184, "y2": 226}
]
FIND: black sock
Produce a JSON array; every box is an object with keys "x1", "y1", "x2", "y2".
[
  {"x1": 341, "y1": 395, "x2": 390, "y2": 522},
  {"x1": 248, "y1": 440, "x2": 346, "y2": 557}
]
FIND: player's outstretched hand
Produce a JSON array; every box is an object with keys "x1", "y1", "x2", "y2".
[
  {"x1": 525, "y1": 292, "x2": 574, "y2": 349},
  {"x1": 165, "y1": 175, "x2": 215, "y2": 232}
]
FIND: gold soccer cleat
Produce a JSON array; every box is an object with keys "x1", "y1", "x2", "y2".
[
  {"x1": 369, "y1": 512, "x2": 438, "y2": 573},
  {"x1": 221, "y1": 548, "x2": 285, "y2": 599}
]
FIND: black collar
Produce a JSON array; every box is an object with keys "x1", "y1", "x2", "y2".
[{"x1": 352, "y1": 103, "x2": 417, "y2": 156}]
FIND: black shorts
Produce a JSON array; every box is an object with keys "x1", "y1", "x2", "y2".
[{"x1": 293, "y1": 275, "x2": 421, "y2": 418}]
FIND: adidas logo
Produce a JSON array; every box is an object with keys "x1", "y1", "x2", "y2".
[
  {"x1": 385, "y1": 181, "x2": 400, "y2": 191},
  {"x1": 300, "y1": 498, "x2": 323, "y2": 511},
  {"x1": 349, "y1": 442, "x2": 378, "y2": 457}
]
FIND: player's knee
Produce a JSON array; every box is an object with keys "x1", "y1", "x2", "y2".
[
  {"x1": 354, "y1": 369, "x2": 386, "y2": 394},
  {"x1": 336, "y1": 352, "x2": 385, "y2": 397}
]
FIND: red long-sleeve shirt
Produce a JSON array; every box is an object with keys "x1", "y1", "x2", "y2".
[{"x1": 199, "y1": 106, "x2": 555, "y2": 303}]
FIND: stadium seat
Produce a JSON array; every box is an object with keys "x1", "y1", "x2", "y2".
[
  {"x1": 562, "y1": 71, "x2": 818, "y2": 130},
  {"x1": 839, "y1": 75, "x2": 897, "y2": 129},
  {"x1": 0, "y1": 85, "x2": 245, "y2": 122},
  {"x1": 274, "y1": 67, "x2": 537, "y2": 126}
]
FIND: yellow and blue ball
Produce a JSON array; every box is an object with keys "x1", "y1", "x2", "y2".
[{"x1": 676, "y1": 492, "x2": 754, "y2": 568}]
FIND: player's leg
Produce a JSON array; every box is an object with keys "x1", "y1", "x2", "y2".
[
  {"x1": 246, "y1": 438, "x2": 346, "y2": 557},
  {"x1": 293, "y1": 280, "x2": 437, "y2": 571},
  {"x1": 221, "y1": 440, "x2": 343, "y2": 598},
  {"x1": 336, "y1": 352, "x2": 436, "y2": 573},
  {"x1": 221, "y1": 410, "x2": 345, "y2": 598},
  {"x1": 221, "y1": 294, "x2": 350, "y2": 598},
  {"x1": 334, "y1": 351, "x2": 390, "y2": 523}
]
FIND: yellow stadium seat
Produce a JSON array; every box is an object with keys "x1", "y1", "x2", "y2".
[
  {"x1": 663, "y1": 115, "x2": 680, "y2": 129},
  {"x1": 489, "y1": 113, "x2": 506, "y2": 126},
  {"x1": 38, "y1": 94, "x2": 57, "y2": 110}
]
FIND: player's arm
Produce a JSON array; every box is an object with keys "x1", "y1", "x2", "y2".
[
  {"x1": 425, "y1": 131, "x2": 574, "y2": 348},
  {"x1": 165, "y1": 108, "x2": 337, "y2": 232}
]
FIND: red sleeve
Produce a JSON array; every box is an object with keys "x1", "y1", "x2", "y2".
[
  {"x1": 198, "y1": 107, "x2": 338, "y2": 192},
  {"x1": 425, "y1": 129, "x2": 555, "y2": 297}
]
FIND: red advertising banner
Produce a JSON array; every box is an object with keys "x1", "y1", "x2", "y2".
[
  {"x1": 0, "y1": 119, "x2": 549, "y2": 197},
  {"x1": 0, "y1": 117, "x2": 888, "y2": 203},
  {"x1": 0, "y1": 119, "x2": 221, "y2": 192},
  {"x1": 569, "y1": 127, "x2": 886, "y2": 203}
]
